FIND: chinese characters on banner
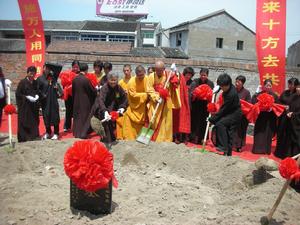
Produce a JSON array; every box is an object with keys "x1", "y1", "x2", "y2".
[
  {"x1": 256, "y1": 0, "x2": 286, "y2": 95},
  {"x1": 18, "y1": 0, "x2": 45, "y2": 76}
]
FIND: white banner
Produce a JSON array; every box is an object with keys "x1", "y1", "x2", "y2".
[{"x1": 96, "y1": 0, "x2": 148, "y2": 16}]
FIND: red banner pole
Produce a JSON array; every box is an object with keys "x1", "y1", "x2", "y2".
[
  {"x1": 256, "y1": 0, "x2": 286, "y2": 95},
  {"x1": 18, "y1": 0, "x2": 45, "y2": 76}
]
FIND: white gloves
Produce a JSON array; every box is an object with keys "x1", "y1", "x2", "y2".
[
  {"x1": 213, "y1": 85, "x2": 220, "y2": 93},
  {"x1": 157, "y1": 98, "x2": 163, "y2": 104},
  {"x1": 26, "y1": 95, "x2": 36, "y2": 102},
  {"x1": 26, "y1": 95, "x2": 39, "y2": 102},
  {"x1": 170, "y1": 63, "x2": 177, "y2": 72},
  {"x1": 5, "y1": 79, "x2": 12, "y2": 88},
  {"x1": 96, "y1": 85, "x2": 102, "y2": 91},
  {"x1": 104, "y1": 111, "x2": 111, "y2": 121},
  {"x1": 256, "y1": 85, "x2": 262, "y2": 93},
  {"x1": 117, "y1": 108, "x2": 125, "y2": 115}
]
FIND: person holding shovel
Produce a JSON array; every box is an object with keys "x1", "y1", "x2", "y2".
[
  {"x1": 208, "y1": 73, "x2": 242, "y2": 156},
  {"x1": 146, "y1": 60, "x2": 181, "y2": 142},
  {"x1": 94, "y1": 72, "x2": 128, "y2": 147},
  {"x1": 122, "y1": 65, "x2": 149, "y2": 140}
]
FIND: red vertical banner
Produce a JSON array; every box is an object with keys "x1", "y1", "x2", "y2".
[
  {"x1": 18, "y1": 0, "x2": 45, "y2": 76},
  {"x1": 256, "y1": 0, "x2": 286, "y2": 95}
]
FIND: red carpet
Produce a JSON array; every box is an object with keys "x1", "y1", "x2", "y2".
[{"x1": 0, "y1": 114, "x2": 280, "y2": 162}]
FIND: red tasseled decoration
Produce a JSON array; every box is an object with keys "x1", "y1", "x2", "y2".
[
  {"x1": 64, "y1": 140, "x2": 118, "y2": 192},
  {"x1": 59, "y1": 70, "x2": 76, "y2": 87},
  {"x1": 170, "y1": 74, "x2": 179, "y2": 89},
  {"x1": 279, "y1": 157, "x2": 299, "y2": 180},
  {"x1": 257, "y1": 93, "x2": 275, "y2": 111},
  {"x1": 86, "y1": 73, "x2": 98, "y2": 88},
  {"x1": 192, "y1": 84, "x2": 213, "y2": 101},
  {"x1": 207, "y1": 103, "x2": 217, "y2": 113},
  {"x1": 158, "y1": 88, "x2": 169, "y2": 100},
  {"x1": 3, "y1": 104, "x2": 17, "y2": 115},
  {"x1": 110, "y1": 111, "x2": 119, "y2": 121}
]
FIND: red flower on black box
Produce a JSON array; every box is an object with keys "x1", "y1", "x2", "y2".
[
  {"x1": 110, "y1": 111, "x2": 119, "y2": 121},
  {"x1": 4, "y1": 104, "x2": 17, "y2": 115},
  {"x1": 207, "y1": 103, "x2": 217, "y2": 113},
  {"x1": 64, "y1": 140, "x2": 118, "y2": 192}
]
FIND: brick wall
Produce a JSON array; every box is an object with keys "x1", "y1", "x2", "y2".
[{"x1": 1, "y1": 52, "x2": 300, "y2": 104}]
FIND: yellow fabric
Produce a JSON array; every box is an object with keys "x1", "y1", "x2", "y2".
[
  {"x1": 146, "y1": 71, "x2": 181, "y2": 142},
  {"x1": 116, "y1": 76, "x2": 132, "y2": 139},
  {"x1": 94, "y1": 71, "x2": 105, "y2": 83},
  {"x1": 121, "y1": 76, "x2": 149, "y2": 140}
]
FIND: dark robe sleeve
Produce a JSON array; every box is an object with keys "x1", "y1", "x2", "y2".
[
  {"x1": 97, "y1": 85, "x2": 109, "y2": 118},
  {"x1": 210, "y1": 85, "x2": 240, "y2": 124},
  {"x1": 245, "y1": 89, "x2": 251, "y2": 102}
]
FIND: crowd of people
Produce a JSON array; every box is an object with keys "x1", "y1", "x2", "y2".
[{"x1": 1, "y1": 59, "x2": 298, "y2": 159}]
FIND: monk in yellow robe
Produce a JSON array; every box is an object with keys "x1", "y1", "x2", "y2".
[
  {"x1": 116, "y1": 64, "x2": 134, "y2": 139},
  {"x1": 93, "y1": 60, "x2": 104, "y2": 83},
  {"x1": 121, "y1": 65, "x2": 149, "y2": 140},
  {"x1": 147, "y1": 60, "x2": 181, "y2": 142}
]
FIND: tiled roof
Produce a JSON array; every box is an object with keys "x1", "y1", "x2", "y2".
[
  {"x1": 161, "y1": 47, "x2": 189, "y2": 59},
  {"x1": 81, "y1": 21, "x2": 138, "y2": 32}
]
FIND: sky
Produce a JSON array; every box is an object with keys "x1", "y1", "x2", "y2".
[{"x1": 0, "y1": 0, "x2": 299, "y2": 53}]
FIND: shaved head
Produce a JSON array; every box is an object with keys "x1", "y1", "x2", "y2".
[{"x1": 155, "y1": 60, "x2": 165, "y2": 77}]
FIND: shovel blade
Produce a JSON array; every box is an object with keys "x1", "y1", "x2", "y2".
[{"x1": 136, "y1": 126, "x2": 154, "y2": 145}]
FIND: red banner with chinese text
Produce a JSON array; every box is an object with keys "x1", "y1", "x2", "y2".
[
  {"x1": 256, "y1": 0, "x2": 286, "y2": 95},
  {"x1": 18, "y1": 0, "x2": 45, "y2": 76}
]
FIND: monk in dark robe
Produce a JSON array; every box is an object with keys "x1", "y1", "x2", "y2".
[
  {"x1": 15, "y1": 66, "x2": 40, "y2": 142},
  {"x1": 233, "y1": 75, "x2": 251, "y2": 152},
  {"x1": 37, "y1": 63, "x2": 63, "y2": 140},
  {"x1": 189, "y1": 68, "x2": 214, "y2": 144},
  {"x1": 288, "y1": 88, "x2": 300, "y2": 192},
  {"x1": 208, "y1": 73, "x2": 242, "y2": 156},
  {"x1": 173, "y1": 67, "x2": 194, "y2": 144},
  {"x1": 94, "y1": 72, "x2": 128, "y2": 147},
  {"x1": 252, "y1": 79, "x2": 279, "y2": 154},
  {"x1": 59, "y1": 60, "x2": 79, "y2": 132},
  {"x1": 72, "y1": 63, "x2": 96, "y2": 139},
  {"x1": 274, "y1": 78, "x2": 299, "y2": 159}
]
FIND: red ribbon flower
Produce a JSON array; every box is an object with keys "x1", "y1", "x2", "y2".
[
  {"x1": 257, "y1": 93, "x2": 274, "y2": 111},
  {"x1": 110, "y1": 111, "x2": 119, "y2": 121},
  {"x1": 59, "y1": 70, "x2": 77, "y2": 100},
  {"x1": 279, "y1": 157, "x2": 300, "y2": 181},
  {"x1": 158, "y1": 88, "x2": 169, "y2": 100},
  {"x1": 4, "y1": 104, "x2": 17, "y2": 115},
  {"x1": 64, "y1": 140, "x2": 118, "y2": 192},
  {"x1": 247, "y1": 93, "x2": 286, "y2": 123},
  {"x1": 169, "y1": 74, "x2": 179, "y2": 89},
  {"x1": 192, "y1": 84, "x2": 213, "y2": 101},
  {"x1": 86, "y1": 73, "x2": 98, "y2": 88},
  {"x1": 207, "y1": 103, "x2": 217, "y2": 113}
]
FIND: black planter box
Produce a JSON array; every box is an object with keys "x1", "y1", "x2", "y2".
[{"x1": 70, "y1": 180, "x2": 112, "y2": 215}]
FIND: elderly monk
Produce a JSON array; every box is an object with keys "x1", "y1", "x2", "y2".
[
  {"x1": 147, "y1": 60, "x2": 181, "y2": 142},
  {"x1": 121, "y1": 65, "x2": 149, "y2": 140}
]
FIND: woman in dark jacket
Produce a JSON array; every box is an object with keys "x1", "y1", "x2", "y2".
[
  {"x1": 252, "y1": 79, "x2": 279, "y2": 154},
  {"x1": 274, "y1": 78, "x2": 299, "y2": 158}
]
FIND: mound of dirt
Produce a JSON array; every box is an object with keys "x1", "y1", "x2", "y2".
[{"x1": 0, "y1": 138, "x2": 299, "y2": 225}]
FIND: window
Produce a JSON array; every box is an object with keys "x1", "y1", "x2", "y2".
[
  {"x1": 237, "y1": 40, "x2": 244, "y2": 50},
  {"x1": 81, "y1": 34, "x2": 106, "y2": 41},
  {"x1": 216, "y1": 38, "x2": 223, "y2": 48},
  {"x1": 142, "y1": 31, "x2": 154, "y2": 39},
  {"x1": 157, "y1": 34, "x2": 162, "y2": 46},
  {"x1": 52, "y1": 32, "x2": 79, "y2": 41},
  {"x1": 108, "y1": 35, "x2": 135, "y2": 43},
  {"x1": 176, "y1": 32, "x2": 182, "y2": 46}
]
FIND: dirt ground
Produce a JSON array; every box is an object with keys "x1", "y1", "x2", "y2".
[{"x1": 0, "y1": 136, "x2": 300, "y2": 225}]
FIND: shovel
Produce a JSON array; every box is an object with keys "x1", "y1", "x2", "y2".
[
  {"x1": 136, "y1": 64, "x2": 176, "y2": 145},
  {"x1": 201, "y1": 88, "x2": 219, "y2": 151},
  {"x1": 260, "y1": 153, "x2": 300, "y2": 225}
]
